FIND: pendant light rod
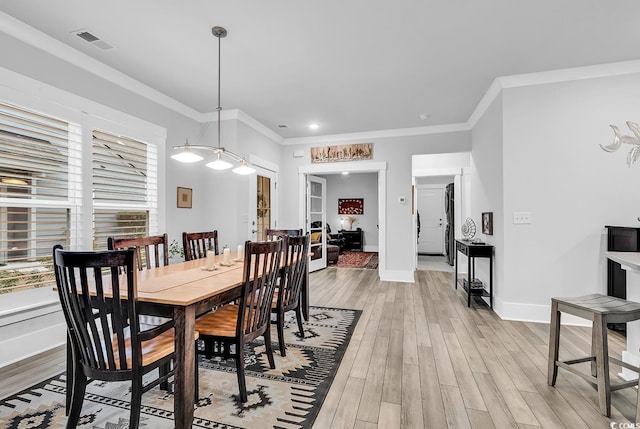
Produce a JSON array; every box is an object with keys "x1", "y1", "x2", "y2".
[
  {"x1": 212, "y1": 26, "x2": 226, "y2": 150},
  {"x1": 171, "y1": 25, "x2": 262, "y2": 174}
]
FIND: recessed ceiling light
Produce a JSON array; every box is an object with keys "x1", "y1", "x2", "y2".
[
  {"x1": 341, "y1": 172, "x2": 349, "y2": 175},
  {"x1": 309, "y1": 123, "x2": 320, "y2": 130},
  {"x1": 419, "y1": 113, "x2": 431, "y2": 120}
]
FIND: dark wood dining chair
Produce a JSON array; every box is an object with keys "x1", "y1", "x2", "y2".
[
  {"x1": 272, "y1": 234, "x2": 310, "y2": 356},
  {"x1": 195, "y1": 239, "x2": 282, "y2": 402},
  {"x1": 53, "y1": 244, "x2": 192, "y2": 429},
  {"x1": 182, "y1": 230, "x2": 219, "y2": 261},
  {"x1": 265, "y1": 228, "x2": 302, "y2": 241},
  {"x1": 107, "y1": 233, "x2": 169, "y2": 270}
]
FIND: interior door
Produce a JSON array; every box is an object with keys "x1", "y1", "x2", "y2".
[
  {"x1": 248, "y1": 170, "x2": 277, "y2": 242},
  {"x1": 417, "y1": 187, "x2": 445, "y2": 254},
  {"x1": 307, "y1": 175, "x2": 326, "y2": 272}
]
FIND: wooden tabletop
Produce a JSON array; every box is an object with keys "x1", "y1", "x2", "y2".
[{"x1": 135, "y1": 255, "x2": 244, "y2": 306}]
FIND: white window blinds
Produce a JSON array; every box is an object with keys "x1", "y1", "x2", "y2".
[
  {"x1": 91, "y1": 129, "x2": 157, "y2": 251},
  {"x1": 0, "y1": 102, "x2": 80, "y2": 293}
]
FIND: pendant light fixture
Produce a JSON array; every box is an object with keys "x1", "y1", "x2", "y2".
[{"x1": 171, "y1": 26, "x2": 256, "y2": 175}]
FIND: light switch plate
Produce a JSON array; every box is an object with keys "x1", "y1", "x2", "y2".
[{"x1": 513, "y1": 212, "x2": 532, "y2": 224}]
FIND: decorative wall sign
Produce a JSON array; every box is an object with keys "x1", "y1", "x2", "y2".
[
  {"x1": 338, "y1": 198, "x2": 364, "y2": 215},
  {"x1": 311, "y1": 143, "x2": 372, "y2": 163},
  {"x1": 177, "y1": 187, "x2": 192, "y2": 208},
  {"x1": 482, "y1": 212, "x2": 493, "y2": 235}
]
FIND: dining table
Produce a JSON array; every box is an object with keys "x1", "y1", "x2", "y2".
[{"x1": 65, "y1": 251, "x2": 309, "y2": 429}]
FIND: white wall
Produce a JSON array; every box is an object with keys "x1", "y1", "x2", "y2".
[
  {"x1": 321, "y1": 172, "x2": 379, "y2": 250},
  {"x1": 499, "y1": 72, "x2": 640, "y2": 322},
  {"x1": 469, "y1": 96, "x2": 504, "y2": 311}
]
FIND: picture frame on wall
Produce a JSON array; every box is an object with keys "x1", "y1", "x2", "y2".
[
  {"x1": 338, "y1": 198, "x2": 364, "y2": 215},
  {"x1": 177, "y1": 187, "x2": 192, "y2": 208},
  {"x1": 482, "y1": 212, "x2": 493, "y2": 235}
]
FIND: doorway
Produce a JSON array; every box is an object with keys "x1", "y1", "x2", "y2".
[
  {"x1": 298, "y1": 162, "x2": 387, "y2": 276},
  {"x1": 416, "y1": 185, "x2": 445, "y2": 255},
  {"x1": 414, "y1": 175, "x2": 456, "y2": 273}
]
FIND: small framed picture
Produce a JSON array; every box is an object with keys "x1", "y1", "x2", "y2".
[
  {"x1": 177, "y1": 187, "x2": 192, "y2": 208},
  {"x1": 482, "y1": 212, "x2": 493, "y2": 235}
]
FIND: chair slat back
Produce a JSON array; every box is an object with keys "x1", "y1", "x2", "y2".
[
  {"x1": 182, "y1": 230, "x2": 219, "y2": 261},
  {"x1": 265, "y1": 228, "x2": 303, "y2": 241},
  {"x1": 238, "y1": 239, "x2": 281, "y2": 340},
  {"x1": 108, "y1": 233, "x2": 169, "y2": 270},
  {"x1": 53, "y1": 245, "x2": 138, "y2": 373},
  {"x1": 278, "y1": 234, "x2": 310, "y2": 311}
]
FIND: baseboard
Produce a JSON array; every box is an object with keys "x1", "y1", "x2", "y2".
[
  {"x1": 379, "y1": 270, "x2": 415, "y2": 283},
  {"x1": 0, "y1": 319, "x2": 67, "y2": 369},
  {"x1": 363, "y1": 245, "x2": 379, "y2": 252},
  {"x1": 0, "y1": 343, "x2": 66, "y2": 373},
  {"x1": 494, "y1": 298, "x2": 591, "y2": 326}
]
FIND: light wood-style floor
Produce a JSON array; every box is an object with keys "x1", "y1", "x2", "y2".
[{"x1": 1, "y1": 267, "x2": 637, "y2": 428}]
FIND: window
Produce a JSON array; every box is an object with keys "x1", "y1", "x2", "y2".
[
  {"x1": 91, "y1": 129, "x2": 157, "y2": 250},
  {"x1": 0, "y1": 100, "x2": 160, "y2": 293}
]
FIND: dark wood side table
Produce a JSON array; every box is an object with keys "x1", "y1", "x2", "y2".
[
  {"x1": 605, "y1": 225, "x2": 640, "y2": 332},
  {"x1": 454, "y1": 239, "x2": 494, "y2": 308},
  {"x1": 339, "y1": 229, "x2": 364, "y2": 251}
]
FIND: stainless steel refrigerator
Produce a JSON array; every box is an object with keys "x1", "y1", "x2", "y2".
[{"x1": 444, "y1": 183, "x2": 455, "y2": 265}]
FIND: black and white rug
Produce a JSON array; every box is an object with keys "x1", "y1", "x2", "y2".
[{"x1": 0, "y1": 306, "x2": 360, "y2": 429}]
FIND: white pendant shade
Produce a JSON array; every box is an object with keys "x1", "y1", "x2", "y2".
[
  {"x1": 206, "y1": 153, "x2": 233, "y2": 170},
  {"x1": 171, "y1": 150, "x2": 203, "y2": 163},
  {"x1": 232, "y1": 161, "x2": 256, "y2": 175}
]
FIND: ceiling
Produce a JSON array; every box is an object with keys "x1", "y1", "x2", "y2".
[{"x1": 1, "y1": 1, "x2": 640, "y2": 140}]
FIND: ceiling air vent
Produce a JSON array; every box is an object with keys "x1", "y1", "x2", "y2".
[{"x1": 71, "y1": 29, "x2": 114, "y2": 51}]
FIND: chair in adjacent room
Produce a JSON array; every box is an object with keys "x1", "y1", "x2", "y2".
[
  {"x1": 183, "y1": 230, "x2": 219, "y2": 261},
  {"x1": 107, "y1": 233, "x2": 169, "y2": 270},
  {"x1": 271, "y1": 234, "x2": 310, "y2": 356},
  {"x1": 53, "y1": 245, "x2": 192, "y2": 429},
  {"x1": 195, "y1": 239, "x2": 282, "y2": 402},
  {"x1": 265, "y1": 228, "x2": 302, "y2": 240}
]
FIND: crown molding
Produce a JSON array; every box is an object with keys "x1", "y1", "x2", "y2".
[
  {"x1": 467, "y1": 59, "x2": 640, "y2": 129},
  {"x1": 282, "y1": 123, "x2": 470, "y2": 146},
  {"x1": 5, "y1": 11, "x2": 640, "y2": 146},
  {"x1": 0, "y1": 12, "x2": 203, "y2": 121}
]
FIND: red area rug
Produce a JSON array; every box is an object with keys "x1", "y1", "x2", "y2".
[{"x1": 336, "y1": 251, "x2": 378, "y2": 269}]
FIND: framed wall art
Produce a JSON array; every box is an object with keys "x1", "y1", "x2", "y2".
[
  {"x1": 338, "y1": 198, "x2": 364, "y2": 215},
  {"x1": 482, "y1": 212, "x2": 493, "y2": 235},
  {"x1": 177, "y1": 187, "x2": 192, "y2": 209},
  {"x1": 311, "y1": 143, "x2": 372, "y2": 163}
]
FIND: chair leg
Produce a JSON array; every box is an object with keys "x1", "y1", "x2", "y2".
[
  {"x1": 66, "y1": 370, "x2": 86, "y2": 429},
  {"x1": 159, "y1": 362, "x2": 170, "y2": 391},
  {"x1": 194, "y1": 350, "x2": 199, "y2": 403},
  {"x1": 591, "y1": 321, "x2": 597, "y2": 377},
  {"x1": 636, "y1": 372, "x2": 640, "y2": 423},
  {"x1": 129, "y1": 372, "x2": 143, "y2": 429},
  {"x1": 295, "y1": 306, "x2": 305, "y2": 339},
  {"x1": 276, "y1": 310, "x2": 286, "y2": 356},
  {"x1": 593, "y1": 314, "x2": 611, "y2": 417},
  {"x1": 264, "y1": 325, "x2": 276, "y2": 369},
  {"x1": 236, "y1": 344, "x2": 248, "y2": 403},
  {"x1": 65, "y1": 335, "x2": 73, "y2": 415},
  {"x1": 547, "y1": 300, "x2": 561, "y2": 386}
]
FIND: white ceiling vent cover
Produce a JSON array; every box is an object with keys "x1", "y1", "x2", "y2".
[{"x1": 71, "y1": 29, "x2": 114, "y2": 51}]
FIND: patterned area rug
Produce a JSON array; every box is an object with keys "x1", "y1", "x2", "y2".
[
  {"x1": 0, "y1": 306, "x2": 360, "y2": 429},
  {"x1": 336, "y1": 251, "x2": 378, "y2": 269}
]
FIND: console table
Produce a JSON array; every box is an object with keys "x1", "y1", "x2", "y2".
[
  {"x1": 339, "y1": 229, "x2": 364, "y2": 251},
  {"x1": 454, "y1": 239, "x2": 494, "y2": 308}
]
